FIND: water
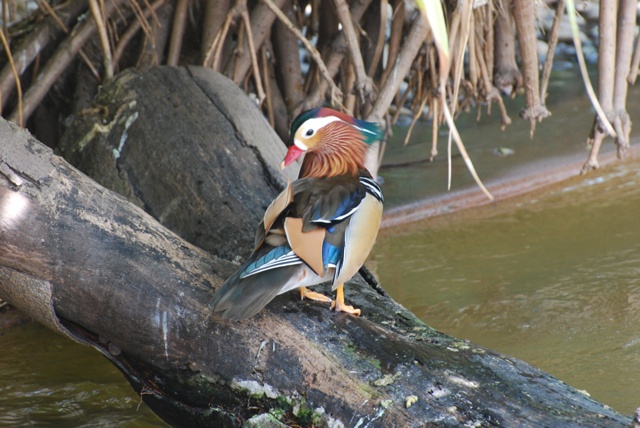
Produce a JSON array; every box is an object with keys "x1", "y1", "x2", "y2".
[
  {"x1": 0, "y1": 322, "x2": 166, "y2": 426},
  {"x1": 372, "y1": 154, "x2": 640, "y2": 417}
]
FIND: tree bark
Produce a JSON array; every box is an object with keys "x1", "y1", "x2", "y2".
[
  {"x1": 58, "y1": 66, "x2": 295, "y2": 261},
  {"x1": 0, "y1": 67, "x2": 633, "y2": 428}
]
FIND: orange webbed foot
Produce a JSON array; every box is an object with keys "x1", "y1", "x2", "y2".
[
  {"x1": 330, "y1": 285, "x2": 361, "y2": 316},
  {"x1": 299, "y1": 286, "x2": 332, "y2": 303}
]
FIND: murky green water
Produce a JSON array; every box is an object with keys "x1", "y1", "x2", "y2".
[
  {"x1": 0, "y1": 322, "x2": 166, "y2": 426},
  {"x1": 372, "y1": 158, "x2": 640, "y2": 416}
]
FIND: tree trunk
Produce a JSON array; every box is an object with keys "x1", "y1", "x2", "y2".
[{"x1": 0, "y1": 67, "x2": 632, "y2": 428}]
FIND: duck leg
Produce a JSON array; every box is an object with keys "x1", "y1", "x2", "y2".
[
  {"x1": 299, "y1": 286, "x2": 332, "y2": 303},
  {"x1": 330, "y1": 285, "x2": 361, "y2": 315}
]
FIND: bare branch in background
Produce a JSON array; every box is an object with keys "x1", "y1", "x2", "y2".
[
  {"x1": 302, "y1": 0, "x2": 373, "y2": 111},
  {"x1": 201, "y1": 0, "x2": 231, "y2": 65},
  {"x1": 226, "y1": 0, "x2": 284, "y2": 83},
  {"x1": 539, "y1": 0, "x2": 565, "y2": 105},
  {"x1": 332, "y1": 0, "x2": 375, "y2": 103},
  {"x1": 262, "y1": 39, "x2": 289, "y2": 139},
  {"x1": 366, "y1": 12, "x2": 429, "y2": 177},
  {"x1": 272, "y1": 0, "x2": 303, "y2": 114},
  {"x1": 380, "y1": 0, "x2": 404, "y2": 86},
  {"x1": 513, "y1": 0, "x2": 550, "y2": 136},
  {"x1": 363, "y1": 0, "x2": 386, "y2": 79},
  {"x1": 475, "y1": 32, "x2": 511, "y2": 130},
  {"x1": 263, "y1": 0, "x2": 343, "y2": 107},
  {"x1": 8, "y1": 0, "x2": 127, "y2": 124},
  {"x1": 166, "y1": 0, "x2": 188, "y2": 65},
  {"x1": 629, "y1": 31, "x2": 640, "y2": 84},
  {"x1": 0, "y1": 28, "x2": 22, "y2": 125},
  {"x1": 582, "y1": 0, "x2": 617, "y2": 173},
  {"x1": 113, "y1": 0, "x2": 166, "y2": 66},
  {"x1": 89, "y1": 0, "x2": 114, "y2": 79},
  {"x1": 611, "y1": 0, "x2": 637, "y2": 157},
  {"x1": 0, "y1": 1, "x2": 89, "y2": 111},
  {"x1": 0, "y1": 0, "x2": 634, "y2": 200},
  {"x1": 493, "y1": 2, "x2": 522, "y2": 96},
  {"x1": 205, "y1": 4, "x2": 238, "y2": 71}
]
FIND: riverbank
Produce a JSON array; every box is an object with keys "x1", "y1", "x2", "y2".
[{"x1": 382, "y1": 140, "x2": 640, "y2": 228}]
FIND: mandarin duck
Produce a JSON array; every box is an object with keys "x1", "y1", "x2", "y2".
[{"x1": 212, "y1": 108, "x2": 383, "y2": 320}]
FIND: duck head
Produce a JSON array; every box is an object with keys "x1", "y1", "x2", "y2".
[{"x1": 281, "y1": 108, "x2": 383, "y2": 178}]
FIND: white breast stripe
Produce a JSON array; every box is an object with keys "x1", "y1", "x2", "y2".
[{"x1": 359, "y1": 177, "x2": 383, "y2": 202}]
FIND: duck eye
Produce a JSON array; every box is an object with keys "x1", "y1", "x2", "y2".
[{"x1": 305, "y1": 128, "x2": 314, "y2": 137}]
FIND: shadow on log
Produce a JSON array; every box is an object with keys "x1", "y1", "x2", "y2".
[{"x1": 0, "y1": 67, "x2": 632, "y2": 427}]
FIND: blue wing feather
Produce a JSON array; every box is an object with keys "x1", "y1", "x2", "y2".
[
  {"x1": 322, "y1": 241, "x2": 343, "y2": 268},
  {"x1": 310, "y1": 185, "x2": 366, "y2": 224}
]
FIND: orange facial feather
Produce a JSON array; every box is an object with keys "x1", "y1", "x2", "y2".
[{"x1": 299, "y1": 122, "x2": 368, "y2": 178}]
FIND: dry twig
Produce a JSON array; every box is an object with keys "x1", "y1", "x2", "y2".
[
  {"x1": 8, "y1": 0, "x2": 126, "y2": 124},
  {"x1": 262, "y1": 0, "x2": 343, "y2": 102},
  {"x1": 113, "y1": 0, "x2": 165, "y2": 66},
  {"x1": 167, "y1": 0, "x2": 188, "y2": 65},
  {"x1": 89, "y1": 0, "x2": 114, "y2": 79},
  {"x1": 0, "y1": 28, "x2": 22, "y2": 125},
  {"x1": 540, "y1": 0, "x2": 565, "y2": 104},
  {"x1": 332, "y1": 0, "x2": 375, "y2": 103}
]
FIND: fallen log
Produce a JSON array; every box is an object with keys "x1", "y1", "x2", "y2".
[{"x1": 0, "y1": 67, "x2": 632, "y2": 427}]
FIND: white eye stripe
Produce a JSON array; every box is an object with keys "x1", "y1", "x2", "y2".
[
  {"x1": 295, "y1": 116, "x2": 343, "y2": 149},
  {"x1": 299, "y1": 116, "x2": 343, "y2": 137}
]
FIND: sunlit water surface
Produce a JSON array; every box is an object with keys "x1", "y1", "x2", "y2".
[{"x1": 372, "y1": 158, "x2": 640, "y2": 416}]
